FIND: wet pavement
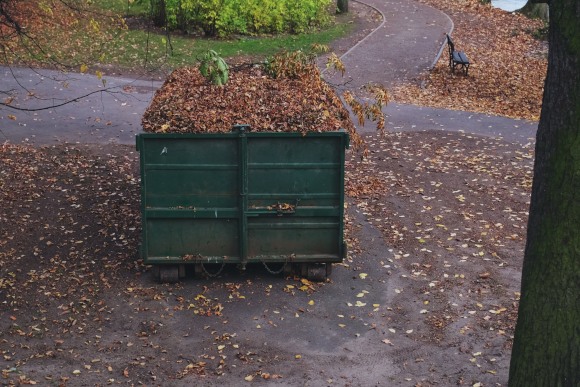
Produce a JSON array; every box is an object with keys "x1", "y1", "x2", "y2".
[
  {"x1": 324, "y1": 0, "x2": 453, "y2": 90},
  {"x1": 0, "y1": 67, "x2": 160, "y2": 146},
  {"x1": 0, "y1": 0, "x2": 537, "y2": 146},
  {"x1": 0, "y1": 3, "x2": 537, "y2": 386}
]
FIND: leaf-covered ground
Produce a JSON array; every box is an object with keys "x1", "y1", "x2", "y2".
[
  {"x1": 1, "y1": 0, "x2": 124, "y2": 70},
  {"x1": 0, "y1": 1, "x2": 541, "y2": 385},
  {"x1": 392, "y1": 0, "x2": 547, "y2": 120},
  {"x1": 0, "y1": 131, "x2": 532, "y2": 385}
]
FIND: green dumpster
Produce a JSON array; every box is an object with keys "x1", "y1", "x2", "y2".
[{"x1": 136, "y1": 126, "x2": 349, "y2": 282}]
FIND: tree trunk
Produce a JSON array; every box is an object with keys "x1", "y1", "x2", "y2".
[
  {"x1": 337, "y1": 0, "x2": 348, "y2": 14},
  {"x1": 517, "y1": 1, "x2": 549, "y2": 21},
  {"x1": 150, "y1": 0, "x2": 166, "y2": 27},
  {"x1": 508, "y1": 0, "x2": 580, "y2": 385}
]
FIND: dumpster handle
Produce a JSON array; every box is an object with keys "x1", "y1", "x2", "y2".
[{"x1": 246, "y1": 200, "x2": 299, "y2": 217}]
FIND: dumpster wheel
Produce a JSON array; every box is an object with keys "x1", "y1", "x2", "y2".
[
  {"x1": 300, "y1": 263, "x2": 332, "y2": 282},
  {"x1": 153, "y1": 265, "x2": 179, "y2": 283}
]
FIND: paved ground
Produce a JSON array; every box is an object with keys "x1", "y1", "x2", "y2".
[
  {"x1": 0, "y1": 2, "x2": 536, "y2": 386},
  {"x1": 327, "y1": 0, "x2": 536, "y2": 143},
  {"x1": 0, "y1": 67, "x2": 158, "y2": 145},
  {"x1": 325, "y1": 0, "x2": 452, "y2": 90},
  {"x1": 0, "y1": 0, "x2": 537, "y2": 146}
]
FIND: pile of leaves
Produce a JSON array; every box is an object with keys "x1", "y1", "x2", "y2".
[
  {"x1": 392, "y1": 0, "x2": 547, "y2": 120},
  {"x1": 141, "y1": 59, "x2": 360, "y2": 143}
]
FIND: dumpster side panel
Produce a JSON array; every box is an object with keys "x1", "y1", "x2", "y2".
[
  {"x1": 137, "y1": 131, "x2": 347, "y2": 265},
  {"x1": 246, "y1": 135, "x2": 344, "y2": 262},
  {"x1": 146, "y1": 218, "x2": 238, "y2": 259},
  {"x1": 138, "y1": 135, "x2": 241, "y2": 263}
]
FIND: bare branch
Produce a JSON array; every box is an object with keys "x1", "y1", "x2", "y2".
[{"x1": 0, "y1": 86, "x2": 125, "y2": 111}]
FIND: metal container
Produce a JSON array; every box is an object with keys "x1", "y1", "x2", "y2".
[{"x1": 136, "y1": 126, "x2": 348, "y2": 282}]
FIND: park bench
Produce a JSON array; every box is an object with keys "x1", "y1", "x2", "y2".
[{"x1": 446, "y1": 34, "x2": 470, "y2": 75}]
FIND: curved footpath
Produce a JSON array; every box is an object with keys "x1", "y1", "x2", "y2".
[
  {"x1": 0, "y1": 0, "x2": 537, "y2": 145},
  {"x1": 325, "y1": 0, "x2": 453, "y2": 89},
  {"x1": 326, "y1": 0, "x2": 537, "y2": 143}
]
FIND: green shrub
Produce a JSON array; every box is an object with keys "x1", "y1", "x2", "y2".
[{"x1": 157, "y1": 0, "x2": 333, "y2": 37}]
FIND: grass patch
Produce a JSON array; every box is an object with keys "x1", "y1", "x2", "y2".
[
  {"x1": 91, "y1": 0, "x2": 352, "y2": 72},
  {"x1": 4, "y1": 0, "x2": 352, "y2": 74},
  {"x1": 104, "y1": 23, "x2": 351, "y2": 71}
]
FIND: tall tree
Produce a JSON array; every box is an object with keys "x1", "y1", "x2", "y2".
[
  {"x1": 150, "y1": 0, "x2": 167, "y2": 27},
  {"x1": 508, "y1": 0, "x2": 580, "y2": 385},
  {"x1": 517, "y1": 0, "x2": 549, "y2": 21}
]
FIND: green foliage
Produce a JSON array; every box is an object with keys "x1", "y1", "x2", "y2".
[
  {"x1": 158, "y1": 0, "x2": 333, "y2": 37},
  {"x1": 198, "y1": 50, "x2": 229, "y2": 85},
  {"x1": 102, "y1": 21, "x2": 350, "y2": 70}
]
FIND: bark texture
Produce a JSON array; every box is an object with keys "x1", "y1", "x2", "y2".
[
  {"x1": 337, "y1": 0, "x2": 348, "y2": 14},
  {"x1": 517, "y1": 1, "x2": 549, "y2": 22},
  {"x1": 150, "y1": 0, "x2": 166, "y2": 27},
  {"x1": 508, "y1": 0, "x2": 580, "y2": 385}
]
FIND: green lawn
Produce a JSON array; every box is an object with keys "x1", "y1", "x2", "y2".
[
  {"x1": 104, "y1": 24, "x2": 350, "y2": 70},
  {"x1": 93, "y1": 1, "x2": 352, "y2": 70}
]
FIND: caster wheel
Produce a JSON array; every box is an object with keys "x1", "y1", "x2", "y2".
[
  {"x1": 307, "y1": 263, "x2": 328, "y2": 282},
  {"x1": 159, "y1": 265, "x2": 179, "y2": 283},
  {"x1": 282, "y1": 263, "x2": 294, "y2": 277},
  {"x1": 326, "y1": 263, "x2": 333, "y2": 277},
  {"x1": 151, "y1": 265, "x2": 161, "y2": 282},
  {"x1": 194, "y1": 263, "x2": 204, "y2": 278}
]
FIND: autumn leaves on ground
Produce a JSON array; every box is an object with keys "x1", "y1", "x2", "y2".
[
  {"x1": 0, "y1": 0, "x2": 546, "y2": 385},
  {"x1": 394, "y1": 0, "x2": 546, "y2": 121}
]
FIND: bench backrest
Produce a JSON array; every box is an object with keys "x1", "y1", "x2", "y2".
[{"x1": 446, "y1": 34, "x2": 455, "y2": 53}]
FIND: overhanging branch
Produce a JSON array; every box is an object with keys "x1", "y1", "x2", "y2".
[{"x1": 0, "y1": 87, "x2": 124, "y2": 111}]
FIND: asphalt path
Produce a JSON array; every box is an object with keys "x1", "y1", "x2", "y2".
[
  {"x1": 0, "y1": 0, "x2": 537, "y2": 146},
  {"x1": 0, "y1": 3, "x2": 537, "y2": 385},
  {"x1": 0, "y1": 66, "x2": 160, "y2": 146},
  {"x1": 0, "y1": 65, "x2": 536, "y2": 146}
]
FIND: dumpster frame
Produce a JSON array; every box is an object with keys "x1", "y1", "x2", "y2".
[{"x1": 136, "y1": 126, "x2": 349, "y2": 280}]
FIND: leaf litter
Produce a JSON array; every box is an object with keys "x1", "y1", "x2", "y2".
[
  {"x1": 142, "y1": 64, "x2": 358, "y2": 139},
  {"x1": 344, "y1": 130, "x2": 533, "y2": 384},
  {"x1": 1, "y1": 2, "x2": 539, "y2": 384},
  {"x1": 1, "y1": 121, "x2": 533, "y2": 385},
  {"x1": 392, "y1": 0, "x2": 547, "y2": 121}
]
